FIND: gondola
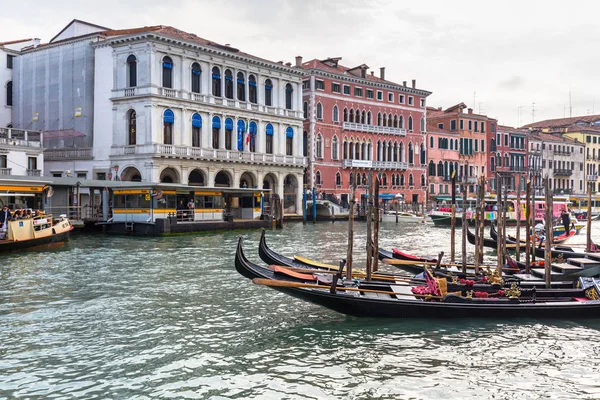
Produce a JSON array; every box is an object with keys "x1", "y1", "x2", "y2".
[
  {"x1": 236, "y1": 237, "x2": 600, "y2": 319},
  {"x1": 466, "y1": 226, "x2": 498, "y2": 249}
]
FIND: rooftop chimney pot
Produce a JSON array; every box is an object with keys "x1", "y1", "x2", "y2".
[
  {"x1": 370, "y1": 71, "x2": 374, "y2": 76},
  {"x1": 295, "y1": 56, "x2": 303, "y2": 67},
  {"x1": 468, "y1": 108, "x2": 473, "y2": 114},
  {"x1": 403, "y1": 81, "x2": 407, "y2": 86},
  {"x1": 380, "y1": 67, "x2": 386, "y2": 80},
  {"x1": 412, "y1": 79, "x2": 416, "y2": 88},
  {"x1": 33, "y1": 38, "x2": 40, "y2": 48}
]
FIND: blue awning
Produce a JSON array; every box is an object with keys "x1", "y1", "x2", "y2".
[
  {"x1": 249, "y1": 121, "x2": 257, "y2": 134},
  {"x1": 192, "y1": 113, "x2": 202, "y2": 128},
  {"x1": 266, "y1": 124, "x2": 274, "y2": 135},
  {"x1": 192, "y1": 69, "x2": 201, "y2": 75},
  {"x1": 163, "y1": 62, "x2": 173, "y2": 69},
  {"x1": 285, "y1": 127, "x2": 293, "y2": 138},
  {"x1": 212, "y1": 116, "x2": 221, "y2": 129},
  {"x1": 237, "y1": 120, "x2": 246, "y2": 132},
  {"x1": 163, "y1": 109, "x2": 174, "y2": 123},
  {"x1": 225, "y1": 118, "x2": 233, "y2": 130},
  {"x1": 212, "y1": 73, "x2": 221, "y2": 79}
]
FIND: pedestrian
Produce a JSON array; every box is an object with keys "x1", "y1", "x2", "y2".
[
  {"x1": 561, "y1": 208, "x2": 571, "y2": 236},
  {"x1": 0, "y1": 205, "x2": 11, "y2": 235},
  {"x1": 187, "y1": 198, "x2": 195, "y2": 209}
]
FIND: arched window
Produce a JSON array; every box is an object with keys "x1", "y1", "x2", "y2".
[
  {"x1": 343, "y1": 139, "x2": 348, "y2": 159},
  {"x1": 362, "y1": 173, "x2": 367, "y2": 186},
  {"x1": 333, "y1": 105, "x2": 339, "y2": 122},
  {"x1": 6, "y1": 81, "x2": 12, "y2": 106},
  {"x1": 367, "y1": 111, "x2": 372, "y2": 125},
  {"x1": 382, "y1": 113, "x2": 387, "y2": 127},
  {"x1": 316, "y1": 171, "x2": 321, "y2": 185},
  {"x1": 163, "y1": 109, "x2": 174, "y2": 144},
  {"x1": 249, "y1": 121, "x2": 257, "y2": 152},
  {"x1": 408, "y1": 116, "x2": 413, "y2": 131},
  {"x1": 286, "y1": 127, "x2": 294, "y2": 156},
  {"x1": 377, "y1": 113, "x2": 382, "y2": 126},
  {"x1": 388, "y1": 114, "x2": 393, "y2": 127},
  {"x1": 336, "y1": 172, "x2": 341, "y2": 186},
  {"x1": 127, "y1": 109, "x2": 136, "y2": 145},
  {"x1": 237, "y1": 120, "x2": 246, "y2": 151},
  {"x1": 162, "y1": 56, "x2": 173, "y2": 89},
  {"x1": 224, "y1": 70, "x2": 233, "y2": 99},
  {"x1": 343, "y1": 108, "x2": 348, "y2": 122},
  {"x1": 212, "y1": 67, "x2": 221, "y2": 97},
  {"x1": 421, "y1": 174, "x2": 426, "y2": 187},
  {"x1": 192, "y1": 113, "x2": 202, "y2": 147},
  {"x1": 332, "y1": 136, "x2": 339, "y2": 160},
  {"x1": 430, "y1": 136, "x2": 434, "y2": 148},
  {"x1": 429, "y1": 160, "x2": 436, "y2": 176},
  {"x1": 361, "y1": 111, "x2": 366, "y2": 124},
  {"x1": 382, "y1": 174, "x2": 388, "y2": 186},
  {"x1": 237, "y1": 72, "x2": 245, "y2": 101},
  {"x1": 127, "y1": 55, "x2": 137, "y2": 87},
  {"x1": 438, "y1": 138, "x2": 442, "y2": 148},
  {"x1": 399, "y1": 142, "x2": 404, "y2": 162},
  {"x1": 285, "y1": 83, "x2": 293, "y2": 110},
  {"x1": 409, "y1": 174, "x2": 414, "y2": 187},
  {"x1": 225, "y1": 118, "x2": 233, "y2": 150},
  {"x1": 450, "y1": 139, "x2": 454, "y2": 150},
  {"x1": 303, "y1": 102, "x2": 308, "y2": 119},
  {"x1": 212, "y1": 116, "x2": 221, "y2": 149},
  {"x1": 265, "y1": 124, "x2": 274, "y2": 154},
  {"x1": 248, "y1": 75, "x2": 257, "y2": 103},
  {"x1": 400, "y1": 174, "x2": 405, "y2": 186},
  {"x1": 316, "y1": 134, "x2": 323, "y2": 158},
  {"x1": 393, "y1": 115, "x2": 398, "y2": 128},
  {"x1": 349, "y1": 172, "x2": 354, "y2": 186},
  {"x1": 420, "y1": 117, "x2": 425, "y2": 132},
  {"x1": 399, "y1": 115, "x2": 404, "y2": 129},
  {"x1": 265, "y1": 79, "x2": 273, "y2": 106},
  {"x1": 191, "y1": 62, "x2": 201, "y2": 93},
  {"x1": 420, "y1": 143, "x2": 426, "y2": 165},
  {"x1": 303, "y1": 130, "x2": 308, "y2": 156},
  {"x1": 349, "y1": 109, "x2": 355, "y2": 123},
  {"x1": 437, "y1": 161, "x2": 444, "y2": 177},
  {"x1": 316, "y1": 103, "x2": 323, "y2": 120},
  {"x1": 408, "y1": 143, "x2": 414, "y2": 164}
]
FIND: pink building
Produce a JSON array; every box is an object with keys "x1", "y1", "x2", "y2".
[
  {"x1": 300, "y1": 57, "x2": 432, "y2": 206},
  {"x1": 425, "y1": 125, "x2": 460, "y2": 199}
]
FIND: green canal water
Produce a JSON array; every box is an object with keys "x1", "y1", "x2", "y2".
[{"x1": 1, "y1": 221, "x2": 600, "y2": 399}]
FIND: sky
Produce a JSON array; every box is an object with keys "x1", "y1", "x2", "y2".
[{"x1": 2, "y1": 0, "x2": 598, "y2": 127}]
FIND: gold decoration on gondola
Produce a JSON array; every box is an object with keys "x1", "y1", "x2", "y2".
[
  {"x1": 585, "y1": 288, "x2": 600, "y2": 301},
  {"x1": 504, "y1": 282, "x2": 521, "y2": 299},
  {"x1": 487, "y1": 270, "x2": 504, "y2": 286},
  {"x1": 452, "y1": 276, "x2": 459, "y2": 284},
  {"x1": 465, "y1": 290, "x2": 473, "y2": 299}
]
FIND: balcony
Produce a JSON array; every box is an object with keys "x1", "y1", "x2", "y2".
[
  {"x1": 26, "y1": 169, "x2": 41, "y2": 177},
  {"x1": 509, "y1": 165, "x2": 527, "y2": 172},
  {"x1": 111, "y1": 144, "x2": 307, "y2": 167},
  {"x1": 44, "y1": 148, "x2": 94, "y2": 161},
  {"x1": 111, "y1": 86, "x2": 303, "y2": 118},
  {"x1": 0, "y1": 168, "x2": 11, "y2": 175},
  {"x1": 553, "y1": 188, "x2": 573, "y2": 195},
  {"x1": 554, "y1": 169, "x2": 573, "y2": 176},
  {"x1": 0, "y1": 128, "x2": 42, "y2": 148},
  {"x1": 554, "y1": 149, "x2": 571, "y2": 156},
  {"x1": 342, "y1": 159, "x2": 408, "y2": 170},
  {"x1": 587, "y1": 175, "x2": 598, "y2": 181},
  {"x1": 343, "y1": 122, "x2": 407, "y2": 136},
  {"x1": 458, "y1": 176, "x2": 477, "y2": 184}
]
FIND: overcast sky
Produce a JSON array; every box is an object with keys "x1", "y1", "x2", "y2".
[{"x1": 2, "y1": 0, "x2": 598, "y2": 127}]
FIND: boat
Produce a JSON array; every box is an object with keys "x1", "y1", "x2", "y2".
[
  {"x1": 0, "y1": 214, "x2": 73, "y2": 252},
  {"x1": 380, "y1": 211, "x2": 426, "y2": 224},
  {"x1": 236, "y1": 237, "x2": 600, "y2": 318}
]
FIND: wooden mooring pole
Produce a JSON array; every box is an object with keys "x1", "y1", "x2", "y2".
[
  {"x1": 525, "y1": 178, "x2": 532, "y2": 274},
  {"x1": 544, "y1": 177, "x2": 553, "y2": 289},
  {"x1": 586, "y1": 182, "x2": 593, "y2": 253},
  {"x1": 346, "y1": 183, "x2": 356, "y2": 280}
]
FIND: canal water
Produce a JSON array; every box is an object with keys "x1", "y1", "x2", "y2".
[{"x1": 1, "y1": 221, "x2": 600, "y2": 399}]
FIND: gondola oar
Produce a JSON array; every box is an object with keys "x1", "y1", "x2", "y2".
[{"x1": 252, "y1": 278, "x2": 443, "y2": 299}]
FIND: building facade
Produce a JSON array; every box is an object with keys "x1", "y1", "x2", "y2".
[
  {"x1": 13, "y1": 20, "x2": 307, "y2": 213},
  {"x1": 427, "y1": 103, "x2": 496, "y2": 195},
  {"x1": 522, "y1": 115, "x2": 600, "y2": 192},
  {"x1": 489, "y1": 126, "x2": 528, "y2": 194},
  {"x1": 425, "y1": 126, "x2": 459, "y2": 198},
  {"x1": 301, "y1": 58, "x2": 431, "y2": 206},
  {"x1": 527, "y1": 131, "x2": 585, "y2": 195}
]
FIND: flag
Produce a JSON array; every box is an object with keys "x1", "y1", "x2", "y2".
[
  {"x1": 245, "y1": 122, "x2": 251, "y2": 146},
  {"x1": 377, "y1": 171, "x2": 383, "y2": 184}
]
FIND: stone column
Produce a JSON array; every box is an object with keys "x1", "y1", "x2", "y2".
[{"x1": 219, "y1": 114, "x2": 226, "y2": 149}]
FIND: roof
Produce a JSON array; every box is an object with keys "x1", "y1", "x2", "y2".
[
  {"x1": 50, "y1": 19, "x2": 111, "y2": 43},
  {"x1": 0, "y1": 38, "x2": 33, "y2": 46},
  {"x1": 528, "y1": 131, "x2": 581, "y2": 144},
  {"x1": 497, "y1": 125, "x2": 528, "y2": 134},
  {"x1": 300, "y1": 58, "x2": 431, "y2": 94},
  {"x1": 522, "y1": 114, "x2": 600, "y2": 129}
]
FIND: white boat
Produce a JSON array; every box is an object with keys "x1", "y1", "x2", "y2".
[{"x1": 381, "y1": 211, "x2": 426, "y2": 224}]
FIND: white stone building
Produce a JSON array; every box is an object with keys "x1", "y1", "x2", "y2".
[{"x1": 13, "y1": 20, "x2": 307, "y2": 213}]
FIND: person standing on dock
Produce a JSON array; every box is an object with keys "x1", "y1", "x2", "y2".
[{"x1": 561, "y1": 208, "x2": 571, "y2": 236}]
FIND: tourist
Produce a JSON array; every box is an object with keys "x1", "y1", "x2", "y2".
[
  {"x1": 187, "y1": 198, "x2": 195, "y2": 209},
  {"x1": 0, "y1": 205, "x2": 12, "y2": 230},
  {"x1": 561, "y1": 208, "x2": 571, "y2": 236}
]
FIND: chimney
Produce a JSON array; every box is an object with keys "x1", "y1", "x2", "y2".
[
  {"x1": 380, "y1": 67, "x2": 385, "y2": 80},
  {"x1": 295, "y1": 56, "x2": 303, "y2": 67},
  {"x1": 33, "y1": 38, "x2": 40, "y2": 48},
  {"x1": 412, "y1": 79, "x2": 416, "y2": 88},
  {"x1": 438, "y1": 107, "x2": 442, "y2": 111},
  {"x1": 468, "y1": 108, "x2": 473, "y2": 114},
  {"x1": 370, "y1": 71, "x2": 374, "y2": 76},
  {"x1": 285, "y1": 62, "x2": 292, "y2": 67},
  {"x1": 403, "y1": 81, "x2": 407, "y2": 87}
]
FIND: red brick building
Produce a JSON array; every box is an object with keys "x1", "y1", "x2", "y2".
[
  {"x1": 300, "y1": 57, "x2": 432, "y2": 206},
  {"x1": 489, "y1": 125, "x2": 528, "y2": 194},
  {"x1": 427, "y1": 103, "x2": 497, "y2": 196}
]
